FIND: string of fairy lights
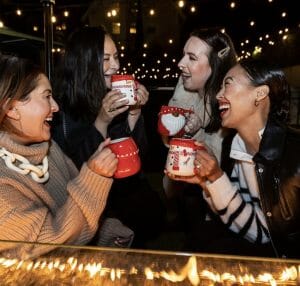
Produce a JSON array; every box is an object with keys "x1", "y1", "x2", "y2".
[{"x1": 0, "y1": 0, "x2": 299, "y2": 83}]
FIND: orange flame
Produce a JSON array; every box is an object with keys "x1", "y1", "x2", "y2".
[{"x1": 0, "y1": 255, "x2": 299, "y2": 285}]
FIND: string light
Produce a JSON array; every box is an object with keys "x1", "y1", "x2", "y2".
[
  {"x1": 178, "y1": 1, "x2": 185, "y2": 8},
  {"x1": 0, "y1": 1, "x2": 298, "y2": 83},
  {"x1": 281, "y1": 12, "x2": 287, "y2": 18}
]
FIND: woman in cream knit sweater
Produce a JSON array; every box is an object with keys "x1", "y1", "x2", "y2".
[{"x1": 0, "y1": 54, "x2": 117, "y2": 259}]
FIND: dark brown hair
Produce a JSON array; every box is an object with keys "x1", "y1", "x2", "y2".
[
  {"x1": 190, "y1": 28, "x2": 237, "y2": 132},
  {"x1": 53, "y1": 25, "x2": 109, "y2": 122},
  {"x1": 0, "y1": 54, "x2": 43, "y2": 132},
  {"x1": 239, "y1": 58, "x2": 290, "y2": 123}
]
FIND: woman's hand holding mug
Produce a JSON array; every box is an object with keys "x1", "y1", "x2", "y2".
[
  {"x1": 194, "y1": 141, "x2": 223, "y2": 184},
  {"x1": 100, "y1": 89, "x2": 129, "y2": 123},
  {"x1": 184, "y1": 112, "x2": 203, "y2": 135},
  {"x1": 165, "y1": 138, "x2": 204, "y2": 183},
  {"x1": 87, "y1": 138, "x2": 118, "y2": 178}
]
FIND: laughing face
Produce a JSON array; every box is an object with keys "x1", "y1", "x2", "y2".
[
  {"x1": 217, "y1": 64, "x2": 261, "y2": 130},
  {"x1": 103, "y1": 35, "x2": 120, "y2": 89},
  {"x1": 8, "y1": 74, "x2": 59, "y2": 144},
  {"x1": 178, "y1": 36, "x2": 212, "y2": 92}
]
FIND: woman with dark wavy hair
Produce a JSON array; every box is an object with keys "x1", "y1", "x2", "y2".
[
  {"x1": 168, "y1": 59, "x2": 300, "y2": 258},
  {"x1": 52, "y1": 26, "x2": 165, "y2": 248}
]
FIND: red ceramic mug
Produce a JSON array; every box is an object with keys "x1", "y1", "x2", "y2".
[
  {"x1": 108, "y1": 137, "x2": 141, "y2": 179},
  {"x1": 111, "y1": 74, "x2": 138, "y2": 105},
  {"x1": 157, "y1": 105, "x2": 193, "y2": 137},
  {"x1": 165, "y1": 138, "x2": 204, "y2": 176}
]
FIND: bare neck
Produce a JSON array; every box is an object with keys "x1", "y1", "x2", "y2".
[{"x1": 237, "y1": 125, "x2": 263, "y2": 155}]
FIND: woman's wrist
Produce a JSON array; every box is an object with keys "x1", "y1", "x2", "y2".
[
  {"x1": 94, "y1": 117, "x2": 109, "y2": 137},
  {"x1": 207, "y1": 170, "x2": 224, "y2": 183}
]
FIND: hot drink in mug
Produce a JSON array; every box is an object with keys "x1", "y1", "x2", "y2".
[
  {"x1": 108, "y1": 137, "x2": 141, "y2": 179},
  {"x1": 111, "y1": 74, "x2": 138, "y2": 106},
  {"x1": 165, "y1": 138, "x2": 203, "y2": 177}
]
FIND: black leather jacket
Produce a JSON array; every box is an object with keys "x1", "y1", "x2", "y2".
[{"x1": 222, "y1": 118, "x2": 300, "y2": 258}]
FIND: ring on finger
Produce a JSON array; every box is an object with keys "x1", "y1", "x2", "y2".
[
  {"x1": 108, "y1": 107, "x2": 116, "y2": 112},
  {"x1": 196, "y1": 163, "x2": 201, "y2": 169}
]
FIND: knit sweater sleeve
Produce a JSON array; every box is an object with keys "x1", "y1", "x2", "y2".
[
  {"x1": 204, "y1": 171, "x2": 270, "y2": 244},
  {"x1": 0, "y1": 149, "x2": 113, "y2": 259}
]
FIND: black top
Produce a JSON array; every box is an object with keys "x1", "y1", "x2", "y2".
[
  {"x1": 51, "y1": 110, "x2": 165, "y2": 248},
  {"x1": 51, "y1": 110, "x2": 148, "y2": 169}
]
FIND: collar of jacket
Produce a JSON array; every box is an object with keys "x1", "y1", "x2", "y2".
[{"x1": 253, "y1": 117, "x2": 286, "y2": 165}]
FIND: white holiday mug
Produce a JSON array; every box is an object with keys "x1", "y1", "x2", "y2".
[
  {"x1": 165, "y1": 138, "x2": 204, "y2": 176},
  {"x1": 111, "y1": 74, "x2": 138, "y2": 105}
]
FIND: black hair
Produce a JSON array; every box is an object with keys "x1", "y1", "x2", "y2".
[
  {"x1": 53, "y1": 25, "x2": 108, "y2": 122},
  {"x1": 239, "y1": 58, "x2": 290, "y2": 123}
]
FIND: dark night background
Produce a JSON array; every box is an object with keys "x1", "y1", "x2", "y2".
[{"x1": 1, "y1": 0, "x2": 300, "y2": 172}]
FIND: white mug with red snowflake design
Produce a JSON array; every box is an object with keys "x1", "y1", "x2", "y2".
[{"x1": 165, "y1": 138, "x2": 203, "y2": 176}]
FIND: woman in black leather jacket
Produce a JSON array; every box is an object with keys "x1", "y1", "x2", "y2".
[{"x1": 167, "y1": 58, "x2": 300, "y2": 258}]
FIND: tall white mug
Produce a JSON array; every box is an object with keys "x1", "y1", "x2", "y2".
[{"x1": 111, "y1": 74, "x2": 138, "y2": 106}]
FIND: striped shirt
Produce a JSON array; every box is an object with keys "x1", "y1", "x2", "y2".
[{"x1": 204, "y1": 132, "x2": 270, "y2": 244}]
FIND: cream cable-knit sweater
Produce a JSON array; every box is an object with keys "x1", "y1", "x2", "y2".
[{"x1": 0, "y1": 132, "x2": 113, "y2": 259}]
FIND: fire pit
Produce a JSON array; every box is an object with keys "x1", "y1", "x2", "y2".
[{"x1": 0, "y1": 240, "x2": 299, "y2": 285}]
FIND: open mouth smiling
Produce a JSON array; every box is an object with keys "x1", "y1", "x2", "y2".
[{"x1": 218, "y1": 102, "x2": 230, "y2": 117}]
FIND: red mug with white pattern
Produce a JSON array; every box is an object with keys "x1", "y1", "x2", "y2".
[{"x1": 108, "y1": 137, "x2": 141, "y2": 178}]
